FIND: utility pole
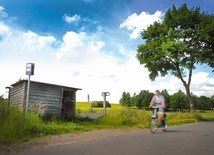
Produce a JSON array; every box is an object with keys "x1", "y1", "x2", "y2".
[{"x1": 87, "y1": 94, "x2": 90, "y2": 102}]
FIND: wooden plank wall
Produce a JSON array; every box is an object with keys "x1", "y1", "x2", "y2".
[
  {"x1": 29, "y1": 82, "x2": 61, "y2": 115},
  {"x1": 9, "y1": 82, "x2": 25, "y2": 110}
]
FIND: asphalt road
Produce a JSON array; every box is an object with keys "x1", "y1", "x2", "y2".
[{"x1": 15, "y1": 121, "x2": 214, "y2": 155}]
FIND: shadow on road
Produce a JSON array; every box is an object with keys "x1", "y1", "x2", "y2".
[
  {"x1": 149, "y1": 130, "x2": 192, "y2": 134},
  {"x1": 165, "y1": 129, "x2": 192, "y2": 133}
]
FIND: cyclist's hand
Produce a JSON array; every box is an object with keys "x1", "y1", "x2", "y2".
[{"x1": 149, "y1": 105, "x2": 152, "y2": 108}]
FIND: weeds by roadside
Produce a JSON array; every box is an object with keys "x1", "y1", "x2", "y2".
[
  {"x1": 0, "y1": 103, "x2": 84, "y2": 144},
  {"x1": 1, "y1": 102, "x2": 214, "y2": 145}
]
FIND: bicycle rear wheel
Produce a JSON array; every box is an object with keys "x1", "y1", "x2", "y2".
[{"x1": 149, "y1": 118, "x2": 158, "y2": 133}]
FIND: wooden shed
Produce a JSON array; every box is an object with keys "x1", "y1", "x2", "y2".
[{"x1": 8, "y1": 80, "x2": 81, "y2": 119}]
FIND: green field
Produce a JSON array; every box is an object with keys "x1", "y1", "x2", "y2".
[
  {"x1": 76, "y1": 102, "x2": 122, "y2": 114},
  {"x1": 76, "y1": 102, "x2": 214, "y2": 129}
]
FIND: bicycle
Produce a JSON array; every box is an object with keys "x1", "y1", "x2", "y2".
[{"x1": 149, "y1": 106, "x2": 167, "y2": 133}]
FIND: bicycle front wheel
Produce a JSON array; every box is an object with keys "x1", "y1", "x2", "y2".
[{"x1": 149, "y1": 118, "x2": 158, "y2": 133}]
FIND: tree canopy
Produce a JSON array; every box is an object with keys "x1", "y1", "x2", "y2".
[
  {"x1": 119, "y1": 92, "x2": 132, "y2": 107},
  {"x1": 170, "y1": 90, "x2": 189, "y2": 111},
  {"x1": 136, "y1": 4, "x2": 214, "y2": 111}
]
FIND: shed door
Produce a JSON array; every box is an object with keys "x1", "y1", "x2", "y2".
[{"x1": 61, "y1": 90, "x2": 75, "y2": 120}]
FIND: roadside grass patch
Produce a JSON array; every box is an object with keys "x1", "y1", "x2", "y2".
[
  {"x1": 0, "y1": 103, "x2": 46, "y2": 144},
  {"x1": 197, "y1": 110, "x2": 214, "y2": 121},
  {"x1": 0, "y1": 103, "x2": 84, "y2": 144},
  {"x1": 166, "y1": 111, "x2": 213, "y2": 126}
]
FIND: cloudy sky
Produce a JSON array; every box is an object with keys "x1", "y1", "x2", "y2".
[{"x1": 0, "y1": 0, "x2": 213, "y2": 103}]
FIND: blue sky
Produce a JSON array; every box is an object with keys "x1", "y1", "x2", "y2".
[{"x1": 0, "y1": 0, "x2": 213, "y2": 102}]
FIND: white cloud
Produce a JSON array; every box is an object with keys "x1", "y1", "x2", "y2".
[
  {"x1": 120, "y1": 11, "x2": 163, "y2": 39},
  {"x1": 0, "y1": 22, "x2": 10, "y2": 41},
  {"x1": 63, "y1": 14, "x2": 81, "y2": 24},
  {"x1": 0, "y1": 21, "x2": 213, "y2": 103},
  {"x1": 190, "y1": 72, "x2": 214, "y2": 97},
  {"x1": 0, "y1": 6, "x2": 8, "y2": 18},
  {"x1": 82, "y1": 17, "x2": 98, "y2": 24},
  {"x1": 0, "y1": 25, "x2": 56, "y2": 55},
  {"x1": 56, "y1": 31, "x2": 105, "y2": 64},
  {"x1": 153, "y1": 71, "x2": 214, "y2": 97},
  {"x1": 191, "y1": 72, "x2": 210, "y2": 85},
  {"x1": 19, "y1": 30, "x2": 56, "y2": 51}
]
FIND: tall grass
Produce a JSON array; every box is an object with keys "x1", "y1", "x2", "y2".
[
  {"x1": 0, "y1": 103, "x2": 83, "y2": 144},
  {"x1": 76, "y1": 102, "x2": 214, "y2": 129},
  {"x1": 0, "y1": 103, "x2": 46, "y2": 143}
]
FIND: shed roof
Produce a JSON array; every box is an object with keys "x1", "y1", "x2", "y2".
[{"x1": 11, "y1": 80, "x2": 82, "y2": 91}]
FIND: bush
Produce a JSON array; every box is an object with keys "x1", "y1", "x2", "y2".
[
  {"x1": 91, "y1": 101, "x2": 111, "y2": 108},
  {"x1": 119, "y1": 108, "x2": 138, "y2": 126}
]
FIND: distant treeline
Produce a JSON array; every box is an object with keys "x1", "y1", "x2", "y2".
[{"x1": 119, "y1": 90, "x2": 214, "y2": 111}]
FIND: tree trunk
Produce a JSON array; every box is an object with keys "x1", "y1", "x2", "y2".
[
  {"x1": 184, "y1": 84, "x2": 195, "y2": 112},
  {"x1": 176, "y1": 61, "x2": 195, "y2": 112}
]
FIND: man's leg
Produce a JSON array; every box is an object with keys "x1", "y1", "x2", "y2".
[
  {"x1": 162, "y1": 109, "x2": 167, "y2": 130},
  {"x1": 161, "y1": 119, "x2": 165, "y2": 126}
]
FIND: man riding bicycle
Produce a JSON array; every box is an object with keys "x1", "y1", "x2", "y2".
[{"x1": 149, "y1": 90, "x2": 167, "y2": 130}]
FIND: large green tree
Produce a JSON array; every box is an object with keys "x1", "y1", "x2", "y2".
[
  {"x1": 119, "y1": 92, "x2": 132, "y2": 107},
  {"x1": 134, "y1": 90, "x2": 153, "y2": 109},
  {"x1": 211, "y1": 95, "x2": 214, "y2": 109},
  {"x1": 170, "y1": 90, "x2": 189, "y2": 111},
  {"x1": 137, "y1": 4, "x2": 214, "y2": 111},
  {"x1": 134, "y1": 91, "x2": 144, "y2": 109},
  {"x1": 119, "y1": 92, "x2": 127, "y2": 106},
  {"x1": 198, "y1": 96, "x2": 212, "y2": 111}
]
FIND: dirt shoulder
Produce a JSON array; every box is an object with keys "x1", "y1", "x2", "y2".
[{"x1": 0, "y1": 129, "x2": 142, "y2": 155}]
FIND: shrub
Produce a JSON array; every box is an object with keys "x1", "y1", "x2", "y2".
[
  {"x1": 91, "y1": 101, "x2": 111, "y2": 108},
  {"x1": 119, "y1": 108, "x2": 138, "y2": 126},
  {"x1": 0, "y1": 103, "x2": 46, "y2": 144}
]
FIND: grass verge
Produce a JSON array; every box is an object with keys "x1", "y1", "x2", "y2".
[{"x1": 0, "y1": 103, "x2": 84, "y2": 144}]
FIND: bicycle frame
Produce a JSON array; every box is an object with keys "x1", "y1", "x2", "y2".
[{"x1": 149, "y1": 106, "x2": 166, "y2": 133}]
